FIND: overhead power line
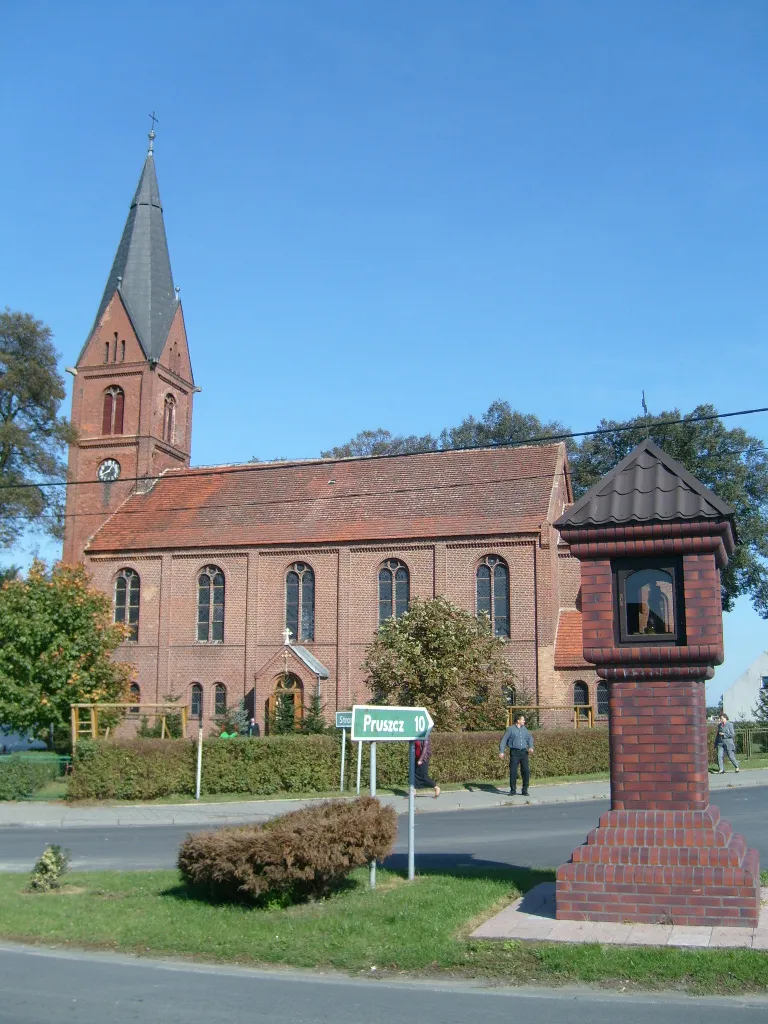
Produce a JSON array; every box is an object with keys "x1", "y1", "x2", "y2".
[{"x1": 1, "y1": 404, "x2": 767, "y2": 501}]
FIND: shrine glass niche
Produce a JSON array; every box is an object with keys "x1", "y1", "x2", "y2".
[{"x1": 613, "y1": 558, "x2": 685, "y2": 646}]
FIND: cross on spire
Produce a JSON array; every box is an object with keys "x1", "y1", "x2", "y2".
[{"x1": 148, "y1": 111, "x2": 158, "y2": 154}]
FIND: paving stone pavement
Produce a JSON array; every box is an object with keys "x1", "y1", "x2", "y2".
[
  {"x1": 470, "y1": 883, "x2": 768, "y2": 948},
  {"x1": 1, "y1": 766, "x2": 765, "y2": 828}
]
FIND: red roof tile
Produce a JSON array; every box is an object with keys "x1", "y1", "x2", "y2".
[
  {"x1": 554, "y1": 610, "x2": 589, "y2": 668},
  {"x1": 87, "y1": 444, "x2": 563, "y2": 553}
]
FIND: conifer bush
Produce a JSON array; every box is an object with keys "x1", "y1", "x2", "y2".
[{"x1": 177, "y1": 797, "x2": 397, "y2": 903}]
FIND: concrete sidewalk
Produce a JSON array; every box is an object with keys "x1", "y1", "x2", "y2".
[{"x1": 1, "y1": 768, "x2": 765, "y2": 829}]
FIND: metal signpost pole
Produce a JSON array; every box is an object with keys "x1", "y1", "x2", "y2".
[
  {"x1": 369, "y1": 741, "x2": 377, "y2": 889},
  {"x1": 335, "y1": 711, "x2": 353, "y2": 792},
  {"x1": 195, "y1": 716, "x2": 203, "y2": 801},
  {"x1": 356, "y1": 741, "x2": 362, "y2": 794},
  {"x1": 408, "y1": 740, "x2": 416, "y2": 880},
  {"x1": 350, "y1": 705, "x2": 434, "y2": 887}
]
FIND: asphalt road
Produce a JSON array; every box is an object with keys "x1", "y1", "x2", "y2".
[
  {"x1": 2, "y1": 786, "x2": 767, "y2": 873},
  {"x1": 1, "y1": 944, "x2": 767, "y2": 1024}
]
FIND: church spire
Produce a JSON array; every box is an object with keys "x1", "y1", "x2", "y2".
[{"x1": 83, "y1": 124, "x2": 178, "y2": 363}]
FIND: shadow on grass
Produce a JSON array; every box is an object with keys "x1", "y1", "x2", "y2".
[
  {"x1": 159, "y1": 873, "x2": 361, "y2": 910},
  {"x1": 159, "y1": 857, "x2": 554, "y2": 912},
  {"x1": 383, "y1": 852, "x2": 554, "y2": 889}
]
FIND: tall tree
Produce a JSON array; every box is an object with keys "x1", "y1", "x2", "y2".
[
  {"x1": 439, "y1": 400, "x2": 571, "y2": 452},
  {"x1": 363, "y1": 597, "x2": 515, "y2": 731},
  {"x1": 0, "y1": 560, "x2": 131, "y2": 737},
  {"x1": 570, "y1": 405, "x2": 768, "y2": 615},
  {"x1": 321, "y1": 428, "x2": 437, "y2": 460},
  {"x1": 0, "y1": 310, "x2": 75, "y2": 546}
]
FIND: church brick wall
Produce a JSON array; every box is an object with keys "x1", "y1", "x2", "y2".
[{"x1": 84, "y1": 529, "x2": 583, "y2": 733}]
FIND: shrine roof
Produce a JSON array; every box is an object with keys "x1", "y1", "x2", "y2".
[{"x1": 556, "y1": 440, "x2": 734, "y2": 530}]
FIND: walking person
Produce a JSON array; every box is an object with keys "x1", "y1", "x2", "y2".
[
  {"x1": 414, "y1": 734, "x2": 440, "y2": 798},
  {"x1": 715, "y1": 712, "x2": 740, "y2": 774},
  {"x1": 499, "y1": 713, "x2": 535, "y2": 795}
]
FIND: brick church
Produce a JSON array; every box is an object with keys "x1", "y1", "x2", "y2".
[{"x1": 62, "y1": 136, "x2": 598, "y2": 733}]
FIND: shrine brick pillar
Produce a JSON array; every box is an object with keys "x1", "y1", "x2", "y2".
[{"x1": 554, "y1": 441, "x2": 760, "y2": 928}]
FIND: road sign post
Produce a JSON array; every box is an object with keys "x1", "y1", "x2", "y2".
[
  {"x1": 335, "y1": 712, "x2": 352, "y2": 793},
  {"x1": 351, "y1": 705, "x2": 434, "y2": 887},
  {"x1": 369, "y1": 741, "x2": 377, "y2": 889},
  {"x1": 356, "y1": 741, "x2": 362, "y2": 794},
  {"x1": 408, "y1": 740, "x2": 415, "y2": 880}
]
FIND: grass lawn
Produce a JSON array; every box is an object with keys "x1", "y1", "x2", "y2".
[{"x1": 0, "y1": 867, "x2": 766, "y2": 994}]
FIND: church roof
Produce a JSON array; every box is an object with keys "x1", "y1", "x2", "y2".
[
  {"x1": 554, "y1": 610, "x2": 589, "y2": 668},
  {"x1": 81, "y1": 144, "x2": 177, "y2": 363},
  {"x1": 555, "y1": 439, "x2": 734, "y2": 530},
  {"x1": 87, "y1": 443, "x2": 564, "y2": 553},
  {"x1": 290, "y1": 645, "x2": 330, "y2": 679}
]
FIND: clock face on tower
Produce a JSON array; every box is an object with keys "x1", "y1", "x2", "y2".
[{"x1": 97, "y1": 458, "x2": 121, "y2": 483}]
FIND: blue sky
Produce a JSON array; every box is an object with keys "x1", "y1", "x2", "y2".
[{"x1": 2, "y1": 0, "x2": 766, "y2": 699}]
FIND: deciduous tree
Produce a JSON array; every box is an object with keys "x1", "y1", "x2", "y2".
[
  {"x1": 0, "y1": 560, "x2": 131, "y2": 737},
  {"x1": 363, "y1": 597, "x2": 514, "y2": 731},
  {"x1": 0, "y1": 310, "x2": 75, "y2": 546}
]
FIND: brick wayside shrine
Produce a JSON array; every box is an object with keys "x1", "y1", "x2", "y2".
[{"x1": 554, "y1": 440, "x2": 760, "y2": 927}]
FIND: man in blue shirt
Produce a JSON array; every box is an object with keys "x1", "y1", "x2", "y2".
[{"x1": 499, "y1": 713, "x2": 535, "y2": 796}]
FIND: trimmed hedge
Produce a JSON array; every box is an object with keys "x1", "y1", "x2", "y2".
[
  {"x1": 0, "y1": 755, "x2": 60, "y2": 800},
  {"x1": 178, "y1": 796, "x2": 397, "y2": 902},
  {"x1": 68, "y1": 728, "x2": 612, "y2": 801}
]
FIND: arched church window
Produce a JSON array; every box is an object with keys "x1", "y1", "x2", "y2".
[
  {"x1": 214, "y1": 683, "x2": 227, "y2": 716},
  {"x1": 286, "y1": 563, "x2": 315, "y2": 641},
  {"x1": 378, "y1": 560, "x2": 409, "y2": 625},
  {"x1": 476, "y1": 555, "x2": 510, "y2": 637},
  {"x1": 197, "y1": 566, "x2": 225, "y2": 642},
  {"x1": 114, "y1": 568, "x2": 139, "y2": 641},
  {"x1": 597, "y1": 680, "x2": 609, "y2": 717},
  {"x1": 163, "y1": 394, "x2": 176, "y2": 444},
  {"x1": 129, "y1": 683, "x2": 140, "y2": 715},
  {"x1": 190, "y1": 683, "x2": 203, "y2": 720},
  {"x1": 102, "y1": 386, "x2": 124, "y2": 435},
  {"x1": 574, "y1": 680, "x2": 590, "y2": 720}
]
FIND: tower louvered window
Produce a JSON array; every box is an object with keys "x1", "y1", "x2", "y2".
[
  {"x1": 102, "y1": 386, "x2": 125, "y2": 435},
  {"x1": 163, "y1": 394, "x2": 176, "y2": 444}
]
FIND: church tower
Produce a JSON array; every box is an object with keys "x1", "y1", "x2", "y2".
[{"x1": 62, "y1": 129, "x2": 195, "y2": 564}]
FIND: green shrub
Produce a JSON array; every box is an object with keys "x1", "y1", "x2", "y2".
[
  {"x1": 0, "y1": 755, "x2": 60, "y2": 800},
  {"x1": 177, "y1": 796, "x2": 397, "y2": 903},
  {"x1": 68, "y1": 728, "x2": 612, "y2": 801}
]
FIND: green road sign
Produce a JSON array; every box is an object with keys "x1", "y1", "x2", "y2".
[
  {"x1": 335, "y1": 711, "x2": 353, "y2": 729},
  {"x1": 350, "y1": 704, "x2": 434, "y2": 742}
]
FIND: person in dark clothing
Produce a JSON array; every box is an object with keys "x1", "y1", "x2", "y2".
[
  {"x1": 247, "y1": 717, "x2": 260, "y2": 738},
  {"x1": 414, "y1": 734, "x2": 440, "y2": 798},
  {"x1": 499, "y1": 713, "x2": 535, "y2": 795}
]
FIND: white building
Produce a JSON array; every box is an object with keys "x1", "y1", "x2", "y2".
[{"x1": 722, "y1": 651, "x2": 768, "y2": 721}]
